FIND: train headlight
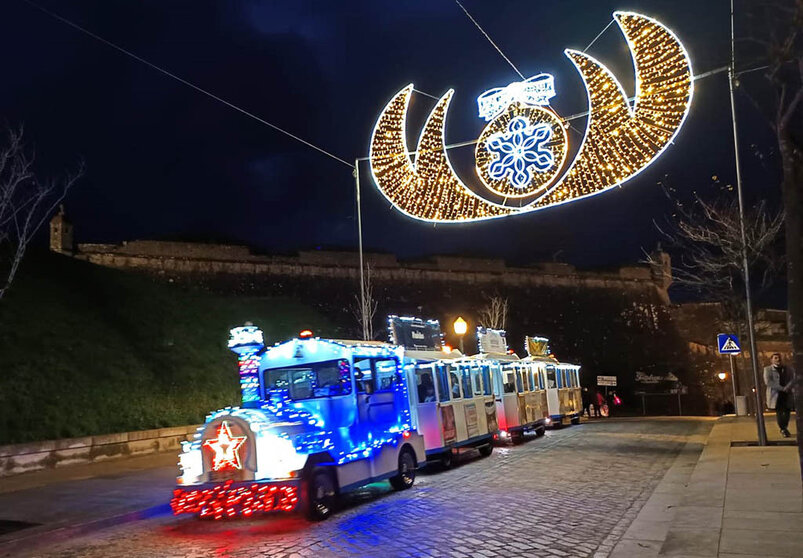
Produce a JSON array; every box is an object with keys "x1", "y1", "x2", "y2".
[
  {"x1": 178, "y1": 447, "x2": 203, "y2": 485},
  {"x1": 255, "y1": 434, "x2": 307, "y2": 480}
]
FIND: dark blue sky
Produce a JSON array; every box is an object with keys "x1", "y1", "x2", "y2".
[{"x1": 0, "y1": 0, "x2": 781, "y2": 268}]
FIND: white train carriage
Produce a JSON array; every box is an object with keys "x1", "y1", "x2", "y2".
[
  {"x1": 172, "y1": 329, "x2": 426, "y2": 521},
  {"x1": 524, "y1": 359, "x2": 582, "y2": 426},
  {"x1": 487, "y1": 355, "x2": 549, "y2": 442},
  {"x1": 405, "y1": 350, "x2": 497, "y2": 467}
]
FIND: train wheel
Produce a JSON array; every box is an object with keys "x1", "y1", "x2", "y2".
[
  {"x1": 571, "y1": 416, "x2": 581, "y2": 425},
  {"x1": 536, "y1": 426, "x2": 546, "y2": 437},
  {"x1": 390, "y1": 448, "x2": 416, "y2": 490},
  {"x1": 440, "y1": 450, "x2": 454, "y2": 469},
  {"x1": 478, "y1": 443, "x2": 493, "y2": 457},
  {"x1": 304, "y1": 468, "x2": 337, "y2": 521},
  {"x1": 510, "y1": 432, "x2": 524, "y2": 444}
]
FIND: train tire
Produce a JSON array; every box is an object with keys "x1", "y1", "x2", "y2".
[
  {"x1": 478, "y1": 443, "x2": 493, "y2": 457},
  {"x1": 440, "y1": 450, "x2": 454, "y2": 469},
  {"x1": 571, "y1": 416, "x2": 581, "y2": 425},
  {"x1": 536, "y1": 426, "x2": 546, "y2": 437},
  {"x1": 303, "y1": 467, "x2": 337, "y2": 521},
  {"x1": 390, "y1": 448, "x2": 417, "y2": 490}
]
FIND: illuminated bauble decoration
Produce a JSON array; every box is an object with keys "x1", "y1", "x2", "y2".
[
  {"x1": 475, "y1": 104, "x2": 568, "y2": 198},
  {"x1": 368, "y1": 11, "x2": 693, "y2": 223},
  {"x1": 203, "y1": 420, "x2": 247, "y2": 471}
]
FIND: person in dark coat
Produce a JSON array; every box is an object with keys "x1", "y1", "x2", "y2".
[{"x1": 581, "y1": 387, "x2": 592, "y2": 417}]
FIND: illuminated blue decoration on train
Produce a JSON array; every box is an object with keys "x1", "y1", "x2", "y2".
[{"x1": 487, "y1": 117, "x2": 554, "y2": 189}]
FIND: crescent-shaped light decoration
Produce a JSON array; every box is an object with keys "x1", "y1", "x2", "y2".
[
  {"x1": 368, "y1": 11, "x2": 693, "y2": 223},
  {"x1": 526, "y1": 11, "x2": 693, "y2": 210},
  {"x1": 369, "y1": 85, "x2": 514, "y2": 222}
]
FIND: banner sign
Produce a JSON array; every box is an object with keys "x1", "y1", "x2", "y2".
[
  {"x1": 477, "y1": 326, "x2": 507, "y2": 354},
  {"x1": 525, "y1": 336, "x2": 550, "y2": 357},
  {"x1": 597, "y1": 375, "x2": 617, "y2": 387},
  {"x1": 388, "y1": 315, "x2": 443, "y2": 351}
]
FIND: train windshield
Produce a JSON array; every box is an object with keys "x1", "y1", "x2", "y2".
[{"x1": 264, "y1": 359, "x2": 352, "y2": 400}]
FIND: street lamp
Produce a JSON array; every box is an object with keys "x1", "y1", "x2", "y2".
[
  {"x1": 453, "y1": 317, "x2": 467, "y2": 354},
  {"x1": 718, "y1": 372, "x2": 728, "y2": 381}
]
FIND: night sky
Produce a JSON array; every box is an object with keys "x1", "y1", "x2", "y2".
[{"x1": 0, "y1": 0, "x2": 782, "y2": 269}]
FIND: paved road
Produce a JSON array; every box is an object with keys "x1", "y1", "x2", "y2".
[{"x1": 31, "y1": 419, "x2": 712, "y2": 558}]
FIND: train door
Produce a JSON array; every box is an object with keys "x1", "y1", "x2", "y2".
[
  {"x1": 411, "y1": 364, "x2": 443, "y2": 451},
  {"x1": 354, "y1": 356, "x2": 401, "y2": 428},
  {"x1": 545, "y1": 364, "x2": 562, "y2": 421},
  {"x1": 479, "y1": 362, "x2": 498, "y2": 434}
]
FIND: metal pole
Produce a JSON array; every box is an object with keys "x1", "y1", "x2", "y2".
[
  {"x1": 354, "y1": 160, "x2": 367, "y2": 340},
  {"x1": 729, "y1": 0, "x2": 767, "y2": 445},
  {"x1": 729, "y1": 355, "x2": 738, "y2": 412},
  {"x1": 642, "y1": 394, "x2": 646, "y2": 416},
  {"x1": 678, "y1": 392, "x2": 682, "y2": 416}
]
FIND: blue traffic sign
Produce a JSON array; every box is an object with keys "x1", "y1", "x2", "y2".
[{"x1": 717, "y1": 333, "x2": 741, "y2": 354}]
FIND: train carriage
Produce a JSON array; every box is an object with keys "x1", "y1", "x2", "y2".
[
  {"x1": 484, "y1": 354, "x2": 549, "y2": 442},
  {"x1": 404, "y1": 351, "x2": 496, "y2": 467},
  {"x1": 522, "y1": 336, "x2": 582, "y2": 427}
]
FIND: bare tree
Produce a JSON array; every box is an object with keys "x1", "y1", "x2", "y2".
[
  {"x1": 478, "y1": 296, "x2": 509, "y2": 330},
  {"x1": 351, "y1": 263, "x2": 379, "y2": 340},
  {"x1": 650, "y1": 192, "x2": 785, "y2": 323},
  {"x1": 738, "y1": 0, "x2": 803, "y2": 474},
  {"x1": 0, "y1": 127, "x2": 81, "y2": 301}
]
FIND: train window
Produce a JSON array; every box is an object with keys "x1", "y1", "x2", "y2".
[
  {"x1": 538, "y1": 370, "x2": 545, "y2": 389},
  {"x1": 515, "y1": 370, "x2": 524, "y2": 392},
  {"x1": 264, "y1": 360, "x2": 353, "y2": 400},
  {"x1": 354, "y1": 357, "x2": 373, "y2": 394},
  {"x1": 481, "y1": 365, "x2": 493, "y2": 396},
  {"x1": 461, "y1": 367, "x2": 473, "y2": 398},
  {"x1": 471, "y1": 366, "x2": 482, "y2": 395},
  {"x1": 546, "y1": 367, "x2": 557, "y2": 389},
  {"x1": 374, "y1": 359, "x2": 398, "y2": 392},
  {"x1": 503, "y1": 367, "x2": 516, "y2": 393},
  {"x1": 449, "y1": 367, "x2": 462, "y2": 399},
  {"x1": 435, "y1": 365, "x2": 451, "y2": 402},
  {"x1": 416, "y1": 368, "x2": 436, "y2": 403}
]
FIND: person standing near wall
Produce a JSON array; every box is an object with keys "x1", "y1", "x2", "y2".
[{"x1": 763, "y1": 353, "x2": 796, "y2": 438}]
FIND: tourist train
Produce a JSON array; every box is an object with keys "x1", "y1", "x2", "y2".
[{"x1": 170, "y1": 317, "x2": 581, "y2": 521}]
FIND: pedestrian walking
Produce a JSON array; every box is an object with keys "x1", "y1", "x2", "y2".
[
  {"x1": 763, "y1": 353, "x2": 796, "y2": 438},
  {"x1": 581, "y1": 387, "x2": 592, "y2": 418},
  {"x1": 595, "y1": 390, "x2": 605, "y2": 418}
]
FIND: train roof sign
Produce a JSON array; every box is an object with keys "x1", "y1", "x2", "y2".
[
  {"x1": 477, "y1": 327, "x2": 507, "y2": 355},
  {"x1": 525, "y1": 336, "x2": 550, "y2": 357},
  {"x1": 388, "y1": 315, "x2": 444, "y2": 351}
]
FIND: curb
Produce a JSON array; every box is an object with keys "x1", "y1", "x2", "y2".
[{"x1": 0, "y1": 503, "x2": 171, "y2": 556}]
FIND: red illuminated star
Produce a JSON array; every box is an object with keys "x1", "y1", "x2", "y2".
[{"x1": 203, "y1": 421, "x2": 247, "y2": 471}]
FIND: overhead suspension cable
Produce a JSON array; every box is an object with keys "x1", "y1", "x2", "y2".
[
  {"x1": 583, "y1": 20, "x2": 615, "y2": 53},
  {"x1": 20, "y1": 0, "x2": 354, "y2": 169},
  {"x1": 454, "y1": 0, "x2": 525, "y2": 79}
]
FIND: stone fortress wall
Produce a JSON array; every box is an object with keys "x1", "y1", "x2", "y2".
[{"x1": 49, "y1": 209, "x2": 673, "y2": 304}]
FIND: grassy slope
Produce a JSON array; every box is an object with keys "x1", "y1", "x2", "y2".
[{"x1": 0, "y1": 252, "x2": 335, "y2": 444}]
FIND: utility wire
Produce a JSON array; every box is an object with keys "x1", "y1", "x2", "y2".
[
  {"x1": 20, "y1": 0, "x2": 354, "y2": 169},
  {"x1": 454, "y1": 0, "x2": 525, "y2": 79},
  {"x1": 583, "y1": 20, "x2": 615, "y2": 53}
]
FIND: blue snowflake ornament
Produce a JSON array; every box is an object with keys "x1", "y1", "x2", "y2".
[{"x1": 487, "y1": 117, "x2": 554, "y2": 189}]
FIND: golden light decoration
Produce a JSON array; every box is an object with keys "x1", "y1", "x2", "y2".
[{"x1": 368, "y1": 11, "x2": 694, "y2": 223}]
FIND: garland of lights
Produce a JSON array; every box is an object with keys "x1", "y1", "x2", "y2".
[{"x1": 368, "y1": 11, "x2": 693, "y2": 223}]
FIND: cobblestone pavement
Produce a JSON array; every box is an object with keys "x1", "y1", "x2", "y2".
[{"x1": 31, "y1": 419, "x2": 712, "y2": 558}]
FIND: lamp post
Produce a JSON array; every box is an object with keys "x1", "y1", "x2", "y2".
[{"x1": 453, "y1": 317, "x2": 467, "y2": 354}]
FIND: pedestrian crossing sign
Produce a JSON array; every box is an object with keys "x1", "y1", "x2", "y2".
[{"x1": 717, "y1": 333, "x2": 741, "y2": 354}]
